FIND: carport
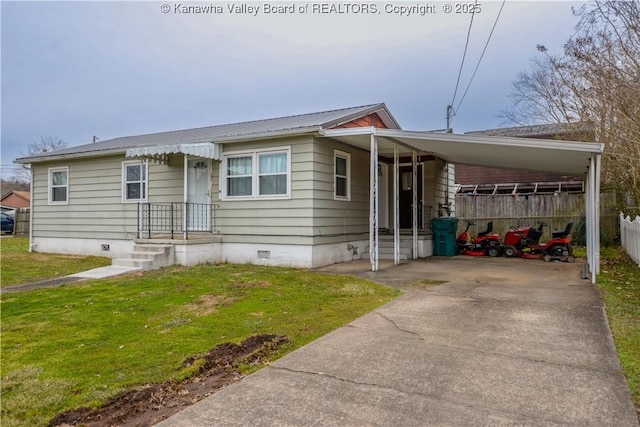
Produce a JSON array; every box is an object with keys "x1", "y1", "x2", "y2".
[{"x1": 319, "y1": 128, "x2": 604, "y2": 283}]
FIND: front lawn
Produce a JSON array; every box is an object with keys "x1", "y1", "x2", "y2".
[
  {"x1": 0, "y1": 237, "x2": 111, "y2": 288},
  {"x1": 0, "y1": 264, "x2": 400, "y2": 426}
]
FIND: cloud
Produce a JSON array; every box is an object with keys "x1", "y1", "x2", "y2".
[{"x1": 1, "y1": 1, "x2": 582, "y2": 177}]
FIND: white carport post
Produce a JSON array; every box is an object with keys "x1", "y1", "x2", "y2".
[
  {"x1": 393, "y1": 143, "x2": 400, "y2": 265},
  {"x1": 594, "y1": 153, "x2": 601, "y2": 277},
  {"x1": 370, "y1": 132, "x2": 379, "y2": 272},
  {"x1": 585, "y1": 153, "x2": 602, "y2": 284},
  {"x1": 412, "y1": 150, "x2": 418, "y2": 259}
]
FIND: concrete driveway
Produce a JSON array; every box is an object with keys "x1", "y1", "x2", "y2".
[{"x1": 159, "y1": 257, "x2": 638, "y2": 426}]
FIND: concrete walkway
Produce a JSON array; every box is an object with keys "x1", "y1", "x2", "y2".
[
  {"x1": 159, "y1": 257, "x2": 639, "y2": 426},
  {"x1": 0, "y1": 265, "x2": 140, "y2": 293}
]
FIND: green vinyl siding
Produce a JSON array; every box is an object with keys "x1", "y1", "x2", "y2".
[
  {"x1": 31, "y1": 134, "x2": 374, "y2": 246},
  {"x1": 214, "y1": 135, "x2": 316, "y2": 244},
  {"x1": 310, "y1": 138, "x2": 370, "y2": 244},
  {"x1": 31, "y1": 154, "x2": 185, "y2": 241}
]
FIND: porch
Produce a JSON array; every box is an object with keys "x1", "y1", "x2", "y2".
[{"x1": 136, "y1": 202, "x2": 219, "y2": 240}]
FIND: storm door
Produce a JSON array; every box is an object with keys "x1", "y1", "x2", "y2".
[
  {"x1": 399, "y1": 165, "x2": 423, "y2": 229},
  {"x1": 187, "y1": 158, "x2": 211, "y2": 231}
]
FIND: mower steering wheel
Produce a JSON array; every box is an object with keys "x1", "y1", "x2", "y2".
[{"x1": 466, "y1": 220, "x2": 476, "y2": 226}]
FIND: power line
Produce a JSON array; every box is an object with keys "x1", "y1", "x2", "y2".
[
  {"x1": 450, "y1": 0, "x2": 506, "y2": 126},
  {"x1": 450, "y1": 1, "x2": 479, "y2": 109}
]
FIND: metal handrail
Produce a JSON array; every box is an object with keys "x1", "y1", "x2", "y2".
[{"x1": 137, "y1": 202, "x2": 217, "y2": 239}]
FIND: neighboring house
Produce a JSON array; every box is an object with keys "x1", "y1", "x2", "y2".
[
  {"x1": 1, "y1": 190, "x2": 30, "y2": 210},
  {"x1": 15, "y1": 104, "x2": 604, "y2": 276},
  {"x1": 457, "y1": 123, "x2": 591, "y2": 195}
]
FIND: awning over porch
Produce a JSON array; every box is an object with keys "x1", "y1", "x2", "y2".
[{"x1": 126, "y1": 142, "x2": 219, "y2": 163}]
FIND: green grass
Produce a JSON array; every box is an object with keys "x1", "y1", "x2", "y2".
[
  {"x1": 0, "y1": 263, "x2": 400, "y2": 426},
  {"x1": 1, "y1": 237, "x2": 111, "y2": 287},
  {"x1": 596, "y1": 247, "x2": 640, "y2": 412}
]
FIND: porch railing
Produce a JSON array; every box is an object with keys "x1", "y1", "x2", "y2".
[{"x1": 137, "y1": 202, "x2": 217, "y2": 239}]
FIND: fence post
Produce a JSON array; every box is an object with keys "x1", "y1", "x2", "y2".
[
  {"x1": 170, "y1": 202, "x2": 175, "y2": 240},
  {"x1": 185, "y1": 202, "x2": 189, "y2": 240},
  {"x1": 620, "y1": 212, "x2": 640, "y2": 267},
  {"x1": 137, "y1": 203, "x2": 141, "y2": 239}
]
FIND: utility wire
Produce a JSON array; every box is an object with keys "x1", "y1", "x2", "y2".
[
  {"x1": 451, "y1": 0, "x2": 507, "y2": 125},
  {"x1": 450, "y1": 0, "x2": 478, "y2": 108}
]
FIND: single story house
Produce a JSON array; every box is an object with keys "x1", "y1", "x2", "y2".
[{"x1": 15, "y1": 103, "x2": 604, "y2": 281}]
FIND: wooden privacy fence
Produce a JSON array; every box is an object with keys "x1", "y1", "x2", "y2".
[
  {"x1": 13, "y1": 208, "x2": 30, "y2": 236},
  {"x1": 620, "y1": 213, "x2": 640, "y2": 267},
  {"x1": 454, "y1": 193, "x2": 618, "y2": 246}
]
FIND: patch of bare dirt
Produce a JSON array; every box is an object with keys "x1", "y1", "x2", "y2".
[
  {"x1": 49, "y1": 334, "x2": 288, "y2": 427},
  {"x1": 184, "y1": 294, "x2": 237, "y2": 316}
]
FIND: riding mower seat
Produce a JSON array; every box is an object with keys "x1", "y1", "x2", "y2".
[
  {"x1": 477, "y1": 221, "x2": 493, "y2": 237},
  {"x1": 552, "y1": 222, "x2": 573, "y2": 239}
]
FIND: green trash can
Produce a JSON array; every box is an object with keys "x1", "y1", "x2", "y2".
[{"x1": 431, "y1": 217, "x2": 458, "y2": 256}]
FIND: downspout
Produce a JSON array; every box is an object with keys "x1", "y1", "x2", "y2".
[
  {"x1": 28, "y1": 166, "x2": 34, "y2": 252},
  {"x1": 370, "y1": 132, "x2": 379, "y2": 272}
]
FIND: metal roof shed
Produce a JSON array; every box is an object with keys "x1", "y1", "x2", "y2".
[{"x1": 320, "y1": 127, "x2": 604, "y2": 283}]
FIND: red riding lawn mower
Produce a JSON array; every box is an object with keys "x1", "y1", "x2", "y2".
[
  {"x1": 456, "y1": 220, "x2": 502, "y2": 257},
  {"x1": 502, "y1": 221, "x2": 575, "y2": 262}
]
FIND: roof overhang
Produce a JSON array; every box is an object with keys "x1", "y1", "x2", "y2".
[{"x1": 320, "y1": 128, "x2": 604, "y2": 176}]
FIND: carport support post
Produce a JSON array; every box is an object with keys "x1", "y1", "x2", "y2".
[
  {"x1": 412, "y1": 150, "x2": 418, "y2": 259},
  {"x1": 594, "y1": 153, "x2": 601, "y2": 277},
  {"x1": 394, "y1": 143, "x2": 400, "y2": 265},
  {"x1": 585, "y1": 154, "x2": 602, "y2": 284},
  {"x1": 370, "y1": 132, "x2": 379, "y2": 272}
]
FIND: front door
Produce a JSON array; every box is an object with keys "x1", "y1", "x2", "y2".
[
  {"x1": 399, "y1": 165, "x2": 423, "y2": 229},
  {"x1": 187, "y1": 158, "x2": 210, "y2": 231}
]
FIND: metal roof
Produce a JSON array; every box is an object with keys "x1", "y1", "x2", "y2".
[
  {"x1": 320, "y1": 128, "x2": 604, "y2": 176},
  {"x1": 16, "y1": 103, "x2": 400, "y2": 163},
  {"x1": 465, "y1": 122, "x2": 588, "y2": 139}
]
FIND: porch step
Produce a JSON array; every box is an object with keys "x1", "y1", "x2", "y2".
[
  {"x1": 112, "y1": 244, "x2": 175, "y2": 271},
  {"x1": 363, "y1": 238, "x2": 412, "y2": 260}
]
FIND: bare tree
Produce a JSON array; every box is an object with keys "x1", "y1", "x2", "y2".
[
  {"x1": 15, "y1": 136, "x2": 68, "y2": 182},
  {"x1": 500, "y1": 1, "x2": 640, "y2": 210}
]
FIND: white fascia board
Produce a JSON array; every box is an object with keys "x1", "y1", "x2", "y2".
[
  {"x1": 322, "y1": 128, "x2": 604, "y2": 154},
  {"x1": 374, "y1": 129, "x2": 604, "y2": 154}
]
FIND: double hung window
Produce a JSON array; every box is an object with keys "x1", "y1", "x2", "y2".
[
  {"x1": 224, "y1": 147, "x2": 290, "y2": 199},
  {"x1": 122, "y1": 160, "x2": 147, "y2": 202},
  {"x1": 334, "y1": 151, "x2": 351, "y2": 200},
  {"x1": 49, "y1": 167, "x2": 69, "y2": 205}
]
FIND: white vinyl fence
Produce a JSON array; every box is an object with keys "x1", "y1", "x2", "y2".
[{"x1": 620, "y1": 213, "x2": 640, "y2": 267}]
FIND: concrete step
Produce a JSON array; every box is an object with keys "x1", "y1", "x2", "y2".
[
  {"x1": 111, "y1": 244, "x2": 176, "y2": 272},
  {"x1": 362, "y1": 252, "x2": 409, "y2": 261},
  {"x1": 112, "y1": 258, "x2": 155, "y2": 270}
]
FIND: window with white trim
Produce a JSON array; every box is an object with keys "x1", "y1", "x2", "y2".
[
  {"x1": 223, "y1": 147, "x2": 290, "y2": 199},
  {"x1": 49, "y1": 166, "x2": 69, "y2": 205},
  {"x1": 122, "y1": 160, "x2": 147, "y2": 202},
  {"x1": 334, "y1": 150, "x2": 350, "y2": 200}
]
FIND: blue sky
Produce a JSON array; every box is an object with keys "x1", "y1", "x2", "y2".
[{"x1": 1, "y1": 1, "x2": 583, "y2": 179}]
